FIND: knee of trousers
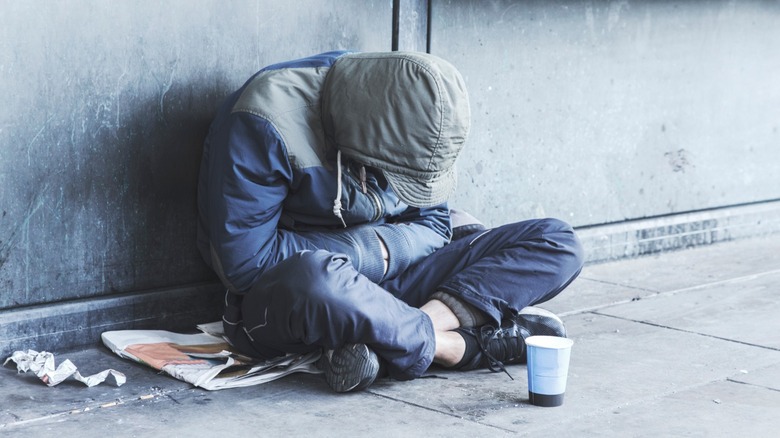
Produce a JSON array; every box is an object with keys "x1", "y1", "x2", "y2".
[
  {"x1": 247, "y1": 249, "x2": 365, "y2": 318},
  {"x1": 532, "y1": 218, "x2": 585, "y2": 268}
]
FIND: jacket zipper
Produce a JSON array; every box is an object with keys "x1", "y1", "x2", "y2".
[{"x1": 365, "y1": 186, "x2": 383, "y2": 222}]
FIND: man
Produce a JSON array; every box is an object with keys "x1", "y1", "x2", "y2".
[{"x1": 197, "y1": 50, "x2": 584, "y2": 392}]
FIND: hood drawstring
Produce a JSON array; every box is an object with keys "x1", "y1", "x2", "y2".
[{"x1": 333, "y1": 150, "x2": 347, "y2": 228}]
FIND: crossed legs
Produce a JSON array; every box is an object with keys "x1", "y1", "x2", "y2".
[{"x1": 224, "y1": 218, "x2": 584, "y2": 386}]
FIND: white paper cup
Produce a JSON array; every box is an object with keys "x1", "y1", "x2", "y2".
[{"x1": 525, "y1": 335, "x2": 573, "y2": 407}]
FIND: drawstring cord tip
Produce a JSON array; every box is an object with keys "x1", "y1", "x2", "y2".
[{"x1": 333, "y1": 149, "x2": 348, "y2": 228}]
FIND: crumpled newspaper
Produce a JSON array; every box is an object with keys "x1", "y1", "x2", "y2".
[{"x1": 4, "y1": 350, "x2": 126, "y2": 387}]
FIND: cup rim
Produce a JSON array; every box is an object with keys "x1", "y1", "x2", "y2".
[{"x1": 525, "y1": 335, "x2": 574, "y2": 349}]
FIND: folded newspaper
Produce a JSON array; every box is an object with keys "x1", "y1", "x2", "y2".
[{"x1": 101, "y1": 322, "x2": 321, "y2": 390}]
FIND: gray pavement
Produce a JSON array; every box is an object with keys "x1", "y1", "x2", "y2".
[{"x1": 2, "y1": 235, "x2": 779, "y2": 437}]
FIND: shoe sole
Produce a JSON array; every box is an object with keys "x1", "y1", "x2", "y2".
[
  {"x1": 320, "y1": 344, "x2": 379, "y2": 393},
  {"x1": 517, "y1": 306, "x2": 567, "y2": 338}
]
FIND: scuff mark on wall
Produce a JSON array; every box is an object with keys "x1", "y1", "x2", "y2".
[
  {"x1": 665, "y1": 148, "x2": 693, "y2": 173},
  {"x1": 26, "y1": 115, "x2": 55, "y2": 167},
  {"x1": 0, "y1": 184, "x2": 48, "y2": 273},
  {"x1": 607, "y1": 1, "x2": 630, "y2": 32},
  {"x1": 159, "y1": 58, "x2": 179, "y2": 118}
]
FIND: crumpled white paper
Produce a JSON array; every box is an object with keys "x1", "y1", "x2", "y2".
[{"x1": 4, "y1": 350, "x2": 126, "y2": 387}]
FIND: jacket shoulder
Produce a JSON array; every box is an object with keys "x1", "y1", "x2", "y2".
[
  {"x1": 231, "y1": 52, "x2": 346, "y2": 169},
  {"x1": 232, "y1": 50, "x2": 348, "y2": 121}
]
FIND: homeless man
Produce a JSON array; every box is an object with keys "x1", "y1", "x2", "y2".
[{"x1": 196, "y1": 51, "x2": 584, "y2": 392}]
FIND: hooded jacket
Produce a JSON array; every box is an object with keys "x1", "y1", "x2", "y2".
[{"x1": 197, "y1": 51, "x2": 467, "y2": 294}]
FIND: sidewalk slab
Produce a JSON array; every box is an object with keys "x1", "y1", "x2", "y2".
[
  {"x1": 541, "y1": 277, "x2": 652, "y2": 317},
  {"x1": 1, "y1": 374, "x2": 507, "y2": 437},
  {"x1": 539, "y1": 372, "x2": 780, "y2": 437},
  {"x1": 598, "y1": 271, "x2": 780, "y2": 349},
  {"x1": 367, "y1": 311, "x2": 780, "y2": 435},
  {"x1": 544, "y1": 235, "x2": 780, "y2": 317},
  {"x1": 576, "y1": 235, "x2": 780, "y2": 294}
]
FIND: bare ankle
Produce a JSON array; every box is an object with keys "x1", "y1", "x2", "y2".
[{"x1": 432, "y1": 330, "x2": 466, "y2": 367}]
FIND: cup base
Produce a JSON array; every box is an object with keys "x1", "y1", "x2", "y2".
[{"x1": 528, "y1": 391, "x2": 564, "y2": 407}]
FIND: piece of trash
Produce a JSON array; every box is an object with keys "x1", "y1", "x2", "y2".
[
  {"x1": 4, "y1": 350, "x2": 126, "y2": 387},
  {"x1": 740, "y1": 370, "x2": 748, "y2": 374},
  {"x1": 712, "y1": 399, "x2": 721, "y2": 404}
]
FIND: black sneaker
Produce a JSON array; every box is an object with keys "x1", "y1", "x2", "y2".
[
  {"x1": 455, "y1": 306, "x2": 566, "y2": 378},
  {"x1": 318, "y1": 344, "x2": 380, "y2": 393},
  {"x1": 514, "y1": 306, "x2": 567, "y2": 339}
]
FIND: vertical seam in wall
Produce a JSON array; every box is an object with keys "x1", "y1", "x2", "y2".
[
  {"x1": 392, "y1": 0, "x2": 401, "y2": 51},
  {"x1": 426, "y1": 0, "x2": 432, "y2": 53}
]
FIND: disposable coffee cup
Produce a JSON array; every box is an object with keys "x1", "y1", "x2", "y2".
[{"x1": 526, "y1": 335, "x2": 573, "y2": 407}]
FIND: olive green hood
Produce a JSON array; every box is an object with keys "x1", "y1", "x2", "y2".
[{"x1": 321, "y1": 52, "x2": 471, "y2": 208}]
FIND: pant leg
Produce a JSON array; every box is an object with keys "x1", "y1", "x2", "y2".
[
  {"x1": 223, "y1": 250, "x2": 435, "y2": 381},
  {"x1": 380, "y1": 218, "x2": 584, "y2": 324}
]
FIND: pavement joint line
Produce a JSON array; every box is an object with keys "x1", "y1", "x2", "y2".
[
  {"x1": 590, "y1": 312, "x2": 780, "y2": 353},
  {"x1": 655, "y1": 268, "x2": 780, "y2": 296},
  {"x1": 560, "y1": 268, "x2": 780, "y2": 318},
  {"x1": 559, "y1": 300, "x2": 646, "y2": 317},
  {"x1": 726, "y1": 378, "x2": 780, "y2": 393},
  {"x1": 577, "y1": 276, "x2": 659, "y2": 293},
  {"x1": 558, "y1": 290, "x2": 661, "y2": 317},
  {"x1": 366, "y1": 390, "x2": 517, "y2": 434},
  {"x1": 0, "y1": 384, "x2": 188, "y2": 430},
  {"x1": 556, "y1": 278, "x2": 660, "y2": 317},
  {"x1": 558, "y1": 291, "x2": 663, "y2": 318},
  {"x1": 1, "y1": 411, "x2": 72, "y2": 430},
  {"x1": 1, "y1": 399, "x2": 116, "y2": 429}
]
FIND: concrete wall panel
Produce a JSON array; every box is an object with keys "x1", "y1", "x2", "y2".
[
  {"x1": 432, "y1": 0, "x2": 780, "y2": 228},
  {"x1": 0, "y1": 0, "x2": 392, "y2": 309}
]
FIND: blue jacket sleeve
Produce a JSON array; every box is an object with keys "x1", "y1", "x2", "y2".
[
  {"x1": 296, "y1": 203, "x2": 452, "y2": 283},
  {"x1": 374, "y1": 204, "x2": 452, "y2": 281},
  {"x1": 202, "y1": 113, "x2": 319, "y2": 293},
  {"x1": 201, "y1": 114, "x2": 452, "y2": 293}
]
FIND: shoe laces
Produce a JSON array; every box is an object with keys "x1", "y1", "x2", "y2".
[{"x1": 475, "y1": 324, "x2": 524, "y2": 380}]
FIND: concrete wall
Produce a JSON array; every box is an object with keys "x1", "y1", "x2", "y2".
[
  {"x1": 435, "y1": 0, "x2": 780, "y2": 229},
  {"x1": 1, "y1": 0, "x2": 779, "y2": 354},
  {"x1": 0, "y1": 0, "x2": 396, "y2": 354},
  {"x1": 0, "y1": 0, "x2": 391, "y2": 311}
]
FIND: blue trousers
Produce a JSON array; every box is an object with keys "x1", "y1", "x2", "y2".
[{"x1": 223, "y1": 218, "x2": 584, "y2": 380}]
